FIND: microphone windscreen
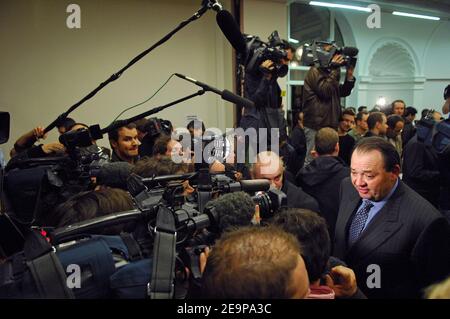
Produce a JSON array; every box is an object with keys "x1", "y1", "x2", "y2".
[
  {"x1": 216, "y1": 10, "x2": 247, "y2": 54},
  {"x1": 221, "y1": 89, "x2": 254, "y2": 109},
  {"x1": 96, "y1": 162, "x2": 132, "y2": 189}
]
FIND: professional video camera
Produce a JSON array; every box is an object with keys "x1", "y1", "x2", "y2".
[
  {"x1": 143, "y1": 117, "x2": 172, "y2": 137},
  {"x1": 244, "y1": 30, "x2": 290, "y2": 78},
  {"x1": 299, "y1": 40, "x2": 358, "y2": 69}
]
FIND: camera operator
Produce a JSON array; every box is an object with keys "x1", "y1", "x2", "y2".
[
  {"x1": 240, "y1": 39, "x2": 294, "y2": 151},
  {"x1": 302, "y1": 44, "x2": 356, "y2": 165}
]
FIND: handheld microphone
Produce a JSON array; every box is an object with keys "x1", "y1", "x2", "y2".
[
  {"x1": 216, "y1": 10, "x2": 247, "y2": 54},
  {"x1": 175, "y1": 73, "x2": 254, "y2": 109}
]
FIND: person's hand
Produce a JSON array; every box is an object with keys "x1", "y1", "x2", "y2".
[
  {"x1": 199, "y1": 246, "x2": 211, "y2": 275},
  {"x1": 331, "y1": 54, "x2": 345, "y2": 66},
  {"x1": 42, "y1": 142, "x2": 66, "y2": 155},
  {"x1": 33, "y1": 126, "x2": 47, "y2": 140},
  {"x1": 260, "y1": 59, "x2": 274, "y2": 79},
  {"x1": 346, "y1": 65, "x2": 355, "y2": 81},
  {"x1": 324, "y1": 265, "x2": 358, "y2": 298}
]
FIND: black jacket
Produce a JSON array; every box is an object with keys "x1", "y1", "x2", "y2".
[
  {"x1": 402, "y1": 135, "x2": 441, "y2": 208},
  {"x1": 338, "y1": 134, "x2": 355, "y2": 167},
  {"x1": 296, "y1": 156, "x2": 350, "y2": 238},
  {"x1": 281, "y1": 180, "x2": 320, "y2": 213},
  {"x1": 240, "y1": 72, "x2": 287, "y2": 142},
  {"x1": 289, "y1": 126, "x2": 307, "y2": 173},
  {"x1": 401, "y1": 120, "x2": 416, "y2": 148},
  {"x1": 334, "y1": 178, "x2": 450, "y2": 299}
]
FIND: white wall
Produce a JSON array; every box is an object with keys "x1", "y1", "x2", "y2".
[
  {"x1": 337, "y1": 10, "x2": 450, "y2": 112},
  {"x1": 0, "y1": 0, "x2": 234, "y2": 159}
]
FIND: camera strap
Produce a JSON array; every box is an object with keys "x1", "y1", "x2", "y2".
[{"x1": 148, "y1": 205, "x2": 177, "y2": 299}]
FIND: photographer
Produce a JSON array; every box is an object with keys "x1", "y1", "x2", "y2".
[
  {"x1": 240, "y1": 37, "x2": 293, "y2": 150},
  {"x1": 302, "y1": 44, "x2": 356, "y2": 165}
]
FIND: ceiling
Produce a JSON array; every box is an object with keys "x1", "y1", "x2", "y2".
[{"x1": 291, "y1": 0, "x2": 450, "y2": 20}]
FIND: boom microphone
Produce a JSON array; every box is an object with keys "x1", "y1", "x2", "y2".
[
  {"x1": 216, "y1": 10, "x2": 247, "y2": 55},
  {"x1": 175, "y1": 73, "x2": 254, "y2": 108}
]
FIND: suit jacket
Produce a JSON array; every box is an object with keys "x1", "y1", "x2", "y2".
[
  {"x1": 334, "y1": 178, "x2": 450, "y2": 299},
  {"x1": 281, "y1": 180, "x2": 320, "y2": 213}
]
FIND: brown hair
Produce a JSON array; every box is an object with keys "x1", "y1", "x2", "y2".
[
  {"x1": 201, "y1": 226, "x2": 303, "y2": 298},
  {"x1": 315, "y1": 128, "x2": 339, "y2": 155}
]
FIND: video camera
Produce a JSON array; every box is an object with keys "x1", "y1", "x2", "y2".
[
  {"x1": 143, "y1": 117, "x2": 172, "y2": 137},
  {"x1": 300, "y1": 40, "x2": 358, "y2": 69},
  {"x1": 244, "y1": 30, "x2": 290, "y2": 78}
]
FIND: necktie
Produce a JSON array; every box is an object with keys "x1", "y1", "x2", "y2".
[{"x1": 348, "y1": 200, "x2": 374, "y2": 246}]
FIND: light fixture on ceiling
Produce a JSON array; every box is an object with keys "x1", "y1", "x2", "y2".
[
  {"x1": 309, "y1": 1, "x2": 371, "y2": 13},
  {"x1": 289, "y1": 38, "x2": 300, "y2": 44},
  {"x1": 392, "y1": 11, "x2": 440, "y2": 21}
]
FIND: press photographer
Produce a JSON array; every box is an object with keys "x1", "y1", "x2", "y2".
[
  {"x1": 300, "y1": 41, "x2": 357, "y2": 165},
  {"x1": 239, "y1": 31, "x2": 293, "y2": 151}
]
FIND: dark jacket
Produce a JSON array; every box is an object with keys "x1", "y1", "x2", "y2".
[
  {"x1": 401, "y1": 120, "x2": 416, "y2": 148},
  {"x1": 338, "y1": 134, "x2": 355, "y2": 166},
  {"x1": 240, "y1": 72, "x2": 286, "y2": 142},
  {"x1": 334, "y1": 178, "x2": 450, "y2": 298},
  {"x1": 302, "y1": 67, "x2": 355, "y2": 130},
  {"x1": 297, "y1": 156, "x2": 350, "y2": 238},
  {"x1": 289, "y1": 126, "x2": 307, "y2": 173},
  {"x1": 281, "y1": 180, "x2": 320, "y2": 213},
  {"x1": 402, "y1": 135, "x2": 441, "y2": 208}
]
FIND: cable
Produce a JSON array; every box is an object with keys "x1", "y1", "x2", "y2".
[{"x1": 109, "y1": 73, "x2": 176, "y2": 125}]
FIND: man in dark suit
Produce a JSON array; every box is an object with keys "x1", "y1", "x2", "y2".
[{"x1": 334, "y1": 137, "x2": 450, "y2": 298}]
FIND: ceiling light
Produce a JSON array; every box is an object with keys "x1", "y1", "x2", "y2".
[
  {"x1": 392, "y1": 11, "x2": 440, "y2": 21},
  {"x1": 289, "y1": 38, "x2": 299, "y2": 44},
  {"x1": 309, "y1": 1, "x2": 371, "y2": 12}
]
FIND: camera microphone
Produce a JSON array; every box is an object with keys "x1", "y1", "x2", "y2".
[
  {"x1": 175, "y1": 73, "x2": 254, "y2": 109},
  {"x1": 216, "y1": 10, "x2": 247, "y2": 55}
]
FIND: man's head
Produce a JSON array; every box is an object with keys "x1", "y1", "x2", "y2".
[
  {"x1": 313, "y1": 127, "x2": 339, "y2": 157},
  {"x1": 351, "y1": 137, "x2": 400, "y2": 202},
  {"x1": 201, "y1": 226, "x2": 310, "y2": 299},
  {"x1": 339, "y1": 109, "x2": 356, "y2": 133},
  {"x1": 281, "y1": 41, "x2": 295, "y2": 65},
  {"x1": 386, "y1": 115, "x2": 405, "y2": 139},
  {"x1": 367, "y1": 112, "x2": 388, "y2": 136},
  {"x1": 355, "y1": 111, "x2": 369, "y2": 131},
  {"x1": 404, "y1": 107, "x2": 417, "y2": 123},
  {"x1": 57, "y1": 117, "x2": 76, "y2": 135},
  {"x1": 187, "y1": 119, "x2": 205, "y2": 138},
  {"x1": 108, "y1": 123, "x2": 140, "y2": 163},
  {"x1": 358, "y1": 106, "x2": 368, "y2": 113},
  {"x1": 443, "y1": 84, "x2": 450, "y2": 115},
  {"x1": 271, "y1": 208, "x2": 331, "y2": 284},
  {"x1": 391, "y1": 100, "x2": 406, "y2": 116},
  {"x1": 152, "y1": 134, "x2": 183, "y2": 159},
  {"x1": 251, "y1": 151, "x2": 284, "y2": 190}
]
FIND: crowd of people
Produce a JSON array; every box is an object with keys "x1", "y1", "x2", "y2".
[{"x1": 1, "y1": 38, "x2": 450, "y2": 299}]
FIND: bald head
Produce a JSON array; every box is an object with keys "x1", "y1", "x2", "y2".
[{"x1": 251, "y1": 151, "x2": 284, "y2": 189}]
